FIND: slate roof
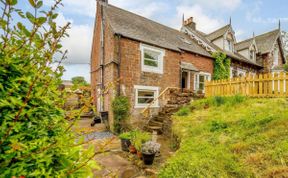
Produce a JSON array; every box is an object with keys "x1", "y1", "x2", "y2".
[
  {"x1": 104, "y1": 5, "x2": 211, "y2": 58},
  {"x1": 206, "y1": 25, "x2": 231, "y2": 41},
  {"x1": 235, "y1": 38, "x2": 253, "y2": 51},
  {"x1": 183, "y1": 26, "x2": 261, "y2": 67},
  {"x1": 181, "y1": 61, "x2": 199, "y2": 72},
  {"x1": 235, "y1": 29, "x2": 280, "y2": 54}
]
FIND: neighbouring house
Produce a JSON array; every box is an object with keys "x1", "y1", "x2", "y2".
[{"x1": 91, "y1": 0, "x2": 286, "y2": 129}]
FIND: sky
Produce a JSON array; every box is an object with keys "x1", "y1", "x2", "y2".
[{"x1": 19, "y1": 0, "x2": 288, "y2": 82}]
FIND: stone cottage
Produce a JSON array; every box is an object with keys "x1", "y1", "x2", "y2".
[{"x1": 91, "y1": 0, "x2": 286, "y2": 129}]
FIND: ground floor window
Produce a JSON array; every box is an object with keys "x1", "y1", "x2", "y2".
[
  {"x1": 134, "y1": 85, "x2": 159, "y2": 108},
  {"x1": 230, "y1": 67, "x2": 246, "y2": 78},
  {"x1": 194, "y1": 72, "x2": 211, "y2": 92}
]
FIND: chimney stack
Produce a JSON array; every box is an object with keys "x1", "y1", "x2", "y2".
[
  {"x1": 183, "y1": 17, "x2": 196, "y2": 30},
  {"x1": 97, "y1": 0, "x2": 108, "y2": 5}
]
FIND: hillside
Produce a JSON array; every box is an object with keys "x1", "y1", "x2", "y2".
[{"x1": 159, "y1": 96, "x2": 288, "y2": 178}]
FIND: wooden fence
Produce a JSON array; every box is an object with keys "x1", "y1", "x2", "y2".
[{"x1": 205, "y1": 72, "x2": 288, "y2": 97}]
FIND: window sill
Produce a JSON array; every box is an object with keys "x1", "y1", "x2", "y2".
[{"x1": 134, "y1": 105, "x2": 160, "y2": 109}]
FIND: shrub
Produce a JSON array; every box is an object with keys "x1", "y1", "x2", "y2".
[
  {"x1": 131, "y1": 130, "x2": 151, "y2": 151},
  {"x1": 112, "y1": 96, "x2": 130, "y2": 134},
  {"x1": 0, "y1": 0, "x2": 95, "y2": 177},
  {"x1": 119, "y1": 131, "x2": 133, "y2": 140},
  {"x1": 175, "y1": 107, "x2": 190, "y2": 116}
]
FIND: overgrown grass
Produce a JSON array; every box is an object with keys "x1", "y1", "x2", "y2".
[{"x1": 159, "y1": 96, "x2": 288, "y2": 177}]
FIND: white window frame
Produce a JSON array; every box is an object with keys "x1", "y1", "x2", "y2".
[
  {"x1": 134, "y1": 85, "x2": 159, "y2": 108},
  {"x1": 140, "y1": 44, "x2": 165, "y2": 74},
  {"x1": 194, "y1": 72, "x2": 211, "y2": 92},
  {"x1": 237, "y1": 68, "x2": 246, "y2": 77}
]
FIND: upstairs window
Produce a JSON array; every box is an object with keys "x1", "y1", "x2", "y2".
[
  {"x1": 250, "y1": 45, "x2": 256, "y2": 61},
  {"x1": 141, "y1": 44, "x2": 164, "y2": 74},
  {"x1": 227, "y1": 40, "x2": 234, "y2": 52}
]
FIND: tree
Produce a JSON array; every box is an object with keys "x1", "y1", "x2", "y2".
[
  {"x1": 212, "y1": 52, "x2": 231, "y2": 80},
  {"x1": 72, "y1": 76, "x2": 88, "y2": 86},
  {"x1": 0, "y1": 0, "x2": 96, "y2": 177}
]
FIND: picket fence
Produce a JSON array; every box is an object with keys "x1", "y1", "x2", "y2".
[{"x1": 205, "y1": 72, "x2": 288, "y2": 97}]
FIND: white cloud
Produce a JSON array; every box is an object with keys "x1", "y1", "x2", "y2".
[
  {"x1": 181, "y1": 0, "x2": 242, "y2": 11},
  {"x1": 110, "y1": 0, "x2": 169, "y2": 19},
  {"x1": 235, "y1": 29, "x2": 246, "y2": 41},
  {"x1": 176, "y1": 4, "x2": 224, "y2": 33},
  {"x1": 62, "y1": 24, "x2": 93, "y2": 64}
]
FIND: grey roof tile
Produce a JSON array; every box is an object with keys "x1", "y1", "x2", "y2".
[
  {"x1": 104, "y1": 5, "x2": 211, "y2": 58},
  {"x1": 206, "y1": 25, "x2": 230, "y2": 41}
]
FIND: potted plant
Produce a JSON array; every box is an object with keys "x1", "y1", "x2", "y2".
[
  {"x1": 141, "y1": 141, "x2": 161, "y2": 165},
  {"x1": 131, "y1": 130, "x2": 151, "y2": 158},
  {"x1": 119, "y1": 131, "x2": 132, "y2": 152}
]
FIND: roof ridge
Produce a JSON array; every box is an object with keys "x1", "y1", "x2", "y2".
[
  {"x1": 206, "y1": 24, "x2": 230, "y2": 36},
  {"x1": 254, "y1": 28, "x2": 280, "y2": 38},
  {"x1": 107, "y1": 4, "x2": 181, "y2": 34}
]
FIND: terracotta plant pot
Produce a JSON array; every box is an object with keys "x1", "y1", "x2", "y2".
[
  {"x1": 137, "y1": 150, "x2": 142, "y2": 159},
  {"x1": 129, "y1": 145, "x2": 137, "y2": 154},
  {"x1": 121, "y1": 139, "x2": 131, "y2": 152},
  {"x1": 142, "y1": 153, "x2": 156, "y2": 165}
]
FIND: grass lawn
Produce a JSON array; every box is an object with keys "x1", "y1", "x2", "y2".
[{"x1": 159, "y1": 96, "x2": 288, "y2": 178}]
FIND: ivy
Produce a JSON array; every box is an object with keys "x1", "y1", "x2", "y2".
[{"x1": 212, "y1": 52, "x2": 231, "y2": 80}]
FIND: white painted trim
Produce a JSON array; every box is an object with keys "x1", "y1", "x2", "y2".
[
  {"x1": 140, "y1": 43, "x2": 165, "y2": 74},
  {"x1": 187, "y1": 71, "x2": 191, "y2": 89},
  {"x1": 194, "y1": 72, "x2": 211, "y2": 93},
  {"x1": 134, "y1": 85, "x2": 160, "y2": 108}
]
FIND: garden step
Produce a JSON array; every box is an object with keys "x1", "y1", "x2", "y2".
[
  {"x1": 148, "y1": 120, "x2": 163, "y2": 127},
  {"x1": 146, "y1": 126, "x2": 163, "y2": 134}
]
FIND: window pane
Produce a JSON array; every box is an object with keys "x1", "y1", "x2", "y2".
[
  {"x1": 138, "y1": 90, "x2": 154, "y2": 97},
  {"x1": 199, "y1": 75, "x2": 205, "y2": 82},
  {"x1": 144, "y1": 59, "x2": 158, "y2": 67},
  {"x1": 138, "y1": 98, "x2": 154, "y2": 104},
  {"x1": 144, "y1": 49, "x2": 160, "y2": 67},
  {"x1": 199, "y1": 83, "x2": 204, "y2": 90}
]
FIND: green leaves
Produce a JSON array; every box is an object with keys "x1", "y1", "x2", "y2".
[
  {"x1": 0, "y1": 0, "x2": 92, "y2": 177},
  {"x1": 6, "y1": 0, "x2": 17, "y2": 6},
  {"x1": 28, "y1": 0, "x2": 43, "y2": 9},
  {"x1": 212, "y1": 52, "x2": 231, "y2": 80}
]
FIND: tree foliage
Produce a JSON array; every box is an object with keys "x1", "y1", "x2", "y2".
[
  {"x1": 72, "y1": 76, "x2": 88, "y2": 87},
  {"x1": 0, "y1": 0, "x2": 96, "y2": 177},
  {"x1": 212, "y1": 52, "x2": 231, "y2": 80}
]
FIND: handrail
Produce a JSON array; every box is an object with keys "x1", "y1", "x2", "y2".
[{"x1": 141, "y1": 87, "x2": 179, "y2": 118}]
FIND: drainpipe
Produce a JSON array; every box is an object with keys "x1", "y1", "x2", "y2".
[
  {"x1": 117, "y1": 34, "x2": 122, "y2": 96},
  {"x1": 99, "y1": 1, "x2": 106, "y2": 112}
]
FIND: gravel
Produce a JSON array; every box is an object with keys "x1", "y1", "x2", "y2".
[{"x1": 82, "y1": 131, "x2": 114, "y2": 142}]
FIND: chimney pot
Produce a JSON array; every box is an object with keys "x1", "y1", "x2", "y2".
[{"x1": 183, "y1": 17, "x2": 196, "y2": 30}]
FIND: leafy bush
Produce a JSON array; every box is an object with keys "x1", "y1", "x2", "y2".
[
  {"x1": 112, "y1": 96, "x2": 130, "y2": 134},
  {"x1": 0, "y1": 0, "x2": 95, "y2": 177},
  {"x1": 175, "y1": 107, "x2": 190, "y2": 116},
  {"x1": 130, "y1": 130, "x2": 151, "y2": 151},
  {"x1": 119, "y1": 131, "x2": 133, "y2": 140}
]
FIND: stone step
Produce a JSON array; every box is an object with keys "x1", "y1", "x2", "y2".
[
  {"x1": 153, "y1": 116, "x2": 166, "y2": 121},
  {"x1": 148, "y1": 120, "x2": 163, "y2": 127},
  {"x1": 146, "y1": 126, "x2": 163, "y2": 134}
]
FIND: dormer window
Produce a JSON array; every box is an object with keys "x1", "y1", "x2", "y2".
[
  {"x1": 250, "y1": 45, "x2": 256, "y2": 61},
  {"x1": 227, "y1": 40, "x2": 234, "y2": 52},
  {"x1": 225, "y1": 32, "x2": 234, "y2": 52}
]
